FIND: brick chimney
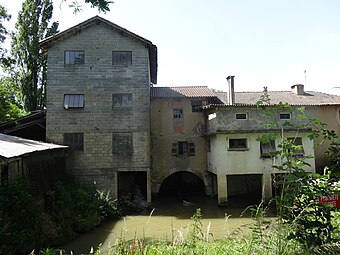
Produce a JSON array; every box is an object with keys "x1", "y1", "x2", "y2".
[
  {"x1": 226, "y1": 76, "x2": 235, "y2": 105},
  {"x1": 291, "y1": 84, "x2": 305, "y2": 95}
]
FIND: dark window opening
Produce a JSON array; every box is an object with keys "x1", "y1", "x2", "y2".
[
  {"x1": 63, "y1": 133, "x2": 84, "y2": 151},
  {"x1": 64, "y1": 94, "x2": 84, "y2": 109},
  {"x1": 113, "y1": 133, "x2": 133, "y2": 154},
  {"x1": 280, "y1": 113, "x2": 291, "y2": 120},
  {"x1": 65, "y1": 50, "x2": 85, "y2": 65},
  {"x1": 228, "y1": 138, "x2": 248, "y2": 150},
  {"x1": 191, "y1": 101, "x2": 202, "y2": 112},
  {"x1": 260, "y1": 140, "x2": 276, "y2": 157},
  {"x1": 235, "y1": 113, "x2": 247, "y2": 120},
  {"x1": 1, "y1": 165, "x2": 8, "y2": 185},
  {"x1": 113, "y1": 51, "x2": 132, "y2": 66}
]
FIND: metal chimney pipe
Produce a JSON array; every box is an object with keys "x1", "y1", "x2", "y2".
[{"x1": 226, "y1": 76, "x2": 235, "y2": 105}]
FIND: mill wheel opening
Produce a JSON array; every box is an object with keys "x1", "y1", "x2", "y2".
[{"x1": 159, "y1": 171, "x2": 205, "y2": 203}]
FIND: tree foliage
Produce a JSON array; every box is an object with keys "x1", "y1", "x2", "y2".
[
  {"x1": 66, "y1": 0, "x2": 114, "y2": 13},
  {"x1": 0, "y1": 77, "x2": 24, "y2": 123},
  {"x1": 10, "y1": 0, "x2": 59, "y2": 112},
  {"x1": 0, "y1": 5, "x2": 11, "y2": 66}
]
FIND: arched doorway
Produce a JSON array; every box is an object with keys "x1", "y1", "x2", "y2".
[{"x1": 158, "y1": 171, "x2": 205, "y2": 202}]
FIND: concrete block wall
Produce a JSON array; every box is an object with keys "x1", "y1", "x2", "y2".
[{"x1": 45, "y1": 22, "x2": 151, "y2": 195}]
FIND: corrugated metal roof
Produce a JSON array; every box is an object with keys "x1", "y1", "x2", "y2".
[
  {"x1": 0, "y1": 134, "x2": 67, "y2": 159},
  {"x1": 214, "y1": 91, "x2": 340, "y2": 106},
  {"x1": 151, "y1": 86, "x2": 218, "y2": 98}
]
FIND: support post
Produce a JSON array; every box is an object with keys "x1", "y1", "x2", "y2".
[
  {"x1": 217, "y1": 174, "x2": 228, "y2": 206},
  {"x1": 262, "y1": 173, "x2": 272, "y2": 204}
]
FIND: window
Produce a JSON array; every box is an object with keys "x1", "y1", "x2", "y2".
[
  {"x1": 171, "y1": 141, "x2": 195, "y2": 156},
  {"x1": 280, "y1": 113, "x2": 291, "y2": 120},
  {"x1": 113, "y1": 93, "x2": 132, "y2": 108},
  {"x1": 235, "y1": 113, "x2": 247, "y2": 120},
  {"x1": 191, "y1": 101, "x2": 202, "y2": 112},
  {"x1": 288, "y1": 137, "x2": 304, "y2": 156},
  {"x1": 63, "y1": 133, "x2": 84, "y2": 151},
  {"x1": 112, "y1": 51, "x2": 132, "y2": 66},
  {"x1": 65, "y1": 50, "x2": 85, "y2": 65},
  {"x1": 173, "y1": 109, "x2": 183, "y2": 121},
  {"x1": 64, "y1": 94, "x2": 84, "y2": 109},
  {"x1": 0, "y1": 165, "x2": 8, "y2": 185},
  {"x1": 113, "y1": 133, "x2": 133, "y2": 154},
  {"x1": 228, "y1": 138, "x2": 247, "y2": 150},
  {"x1": 260, "y1": 140, "x2": 276, "y2": 157}
]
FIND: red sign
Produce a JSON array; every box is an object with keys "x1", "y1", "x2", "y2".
[{"x1": 319, "y1": 194, "x2": 340, "y2": 208}]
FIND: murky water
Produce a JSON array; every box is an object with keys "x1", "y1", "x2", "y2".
[{"x1": 59, "y1": 194, "x2": 274, "y2": 254}]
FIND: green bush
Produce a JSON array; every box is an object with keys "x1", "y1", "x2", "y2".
[
  {"x1": 0, "y1": 179, "x2": 42, "y2": 255},
  {"x1": 51, "y1": 183, "x2": 120, "y2": 241}
]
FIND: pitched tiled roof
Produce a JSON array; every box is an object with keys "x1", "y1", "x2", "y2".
[
  {"x1": 0, "y1": 134, "x2": 67, "y2": 159},
  {"x1": 39, "y1": 16, "x2": 157, "y2": 84},
  {"x1": 151, "y1": 86, "x2": 218, "y2": 98},
  {"x1": 214, "y1": 91, "x2": 340, "y2": 106}
]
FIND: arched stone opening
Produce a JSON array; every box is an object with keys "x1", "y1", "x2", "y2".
[{"x1": 158, "y1": 171, "x2": 205, "y2": 202}]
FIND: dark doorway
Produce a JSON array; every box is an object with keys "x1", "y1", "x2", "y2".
[
  {"x1": 227, "y1": 174, "x2": 262, "y2": 206},
  {"x1": 117, "y1": 171, "x2": 147, "y2": 200},
  {"x1": 159, "y1": 171, "x2": 205, "y2": 202}
]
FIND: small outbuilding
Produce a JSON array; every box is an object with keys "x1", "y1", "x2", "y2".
[{"x1": 0, "y1": 133, "x2": 67, "y2": 194}]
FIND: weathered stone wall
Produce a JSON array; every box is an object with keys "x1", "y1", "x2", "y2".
[{"x1": 45, "y1": 22, "x2": 151, "y2": 198}]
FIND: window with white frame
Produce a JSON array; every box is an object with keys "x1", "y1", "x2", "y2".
[
  {"x1": 280, "y1": 112, "x2": 292, "y2": 120},
  {"x1": 173, "y1": 109, "x2": 183, "y2": 121},
  {"x1": 64, "y1": 50, "x2": 85, "y2": 65},
  {"x1": 113, "y1": 93, "x2": 132, "y2": 108},
  {"x1": 235, "y1": 113, "x2": 248, "y2": 120},
  {"x1": 64, "y1": 94, "x2": 84, "y2": 109},
  {"x1": 171, "y1": 141, "x2": 195, "y2": 156},
  {"x1": 228, "y1": 138, "x2": 248, "y2": 150},
  {"x1": 260, "y1": 140, "x2": 276, "y2": 157},
  {"x1": 112, "y1": 133, "x2": 133, "y2": 154},
  {"x1": 112, "y1": 51, "x2": 132, "y2": 66},
  {"x1": 63, "y1": 133, "x2": 84, "y2": 151}
]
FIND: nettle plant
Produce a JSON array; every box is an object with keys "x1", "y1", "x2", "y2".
[{"x1": 256, "y1": 87, "x2": 340, "y2": 248}]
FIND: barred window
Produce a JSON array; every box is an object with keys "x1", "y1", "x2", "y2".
[{"x1": 63, "y1": 133, "x2": 84, "y2": 151}]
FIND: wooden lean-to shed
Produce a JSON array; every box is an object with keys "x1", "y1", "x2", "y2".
[{"x1": 0, "y1": 133, "x2": 67, "y2": 194}]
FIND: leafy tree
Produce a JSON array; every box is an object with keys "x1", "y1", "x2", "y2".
[
  {"x1": 0, "y1": 5, "x2": 11, "y2": 67},
  {"x1": 10, "y1": 0, "x2": 59, "y2": 112},
  {"x1": 0, "y1": 77, "x2": 24, "y2": 123},
  {"x1": 66, "y1": 0, "x2": 114, "y2": 13}
]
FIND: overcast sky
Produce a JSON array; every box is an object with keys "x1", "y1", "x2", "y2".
[{"x1": 1, "y1": 0, "x2": 340, "y2": 94}]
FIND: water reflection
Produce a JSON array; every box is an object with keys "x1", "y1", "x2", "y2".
[{"x1": 59, "y1": 194, "x2": 273, "y2": 254}]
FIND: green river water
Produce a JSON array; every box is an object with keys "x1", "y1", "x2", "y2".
[{"x1": 59, "y1": 194, "x2": 273, "y2": 254}]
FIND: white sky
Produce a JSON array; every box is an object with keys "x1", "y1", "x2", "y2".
[{"x1": 1, "y1": 0, "x2": 340, "y2": 94}]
